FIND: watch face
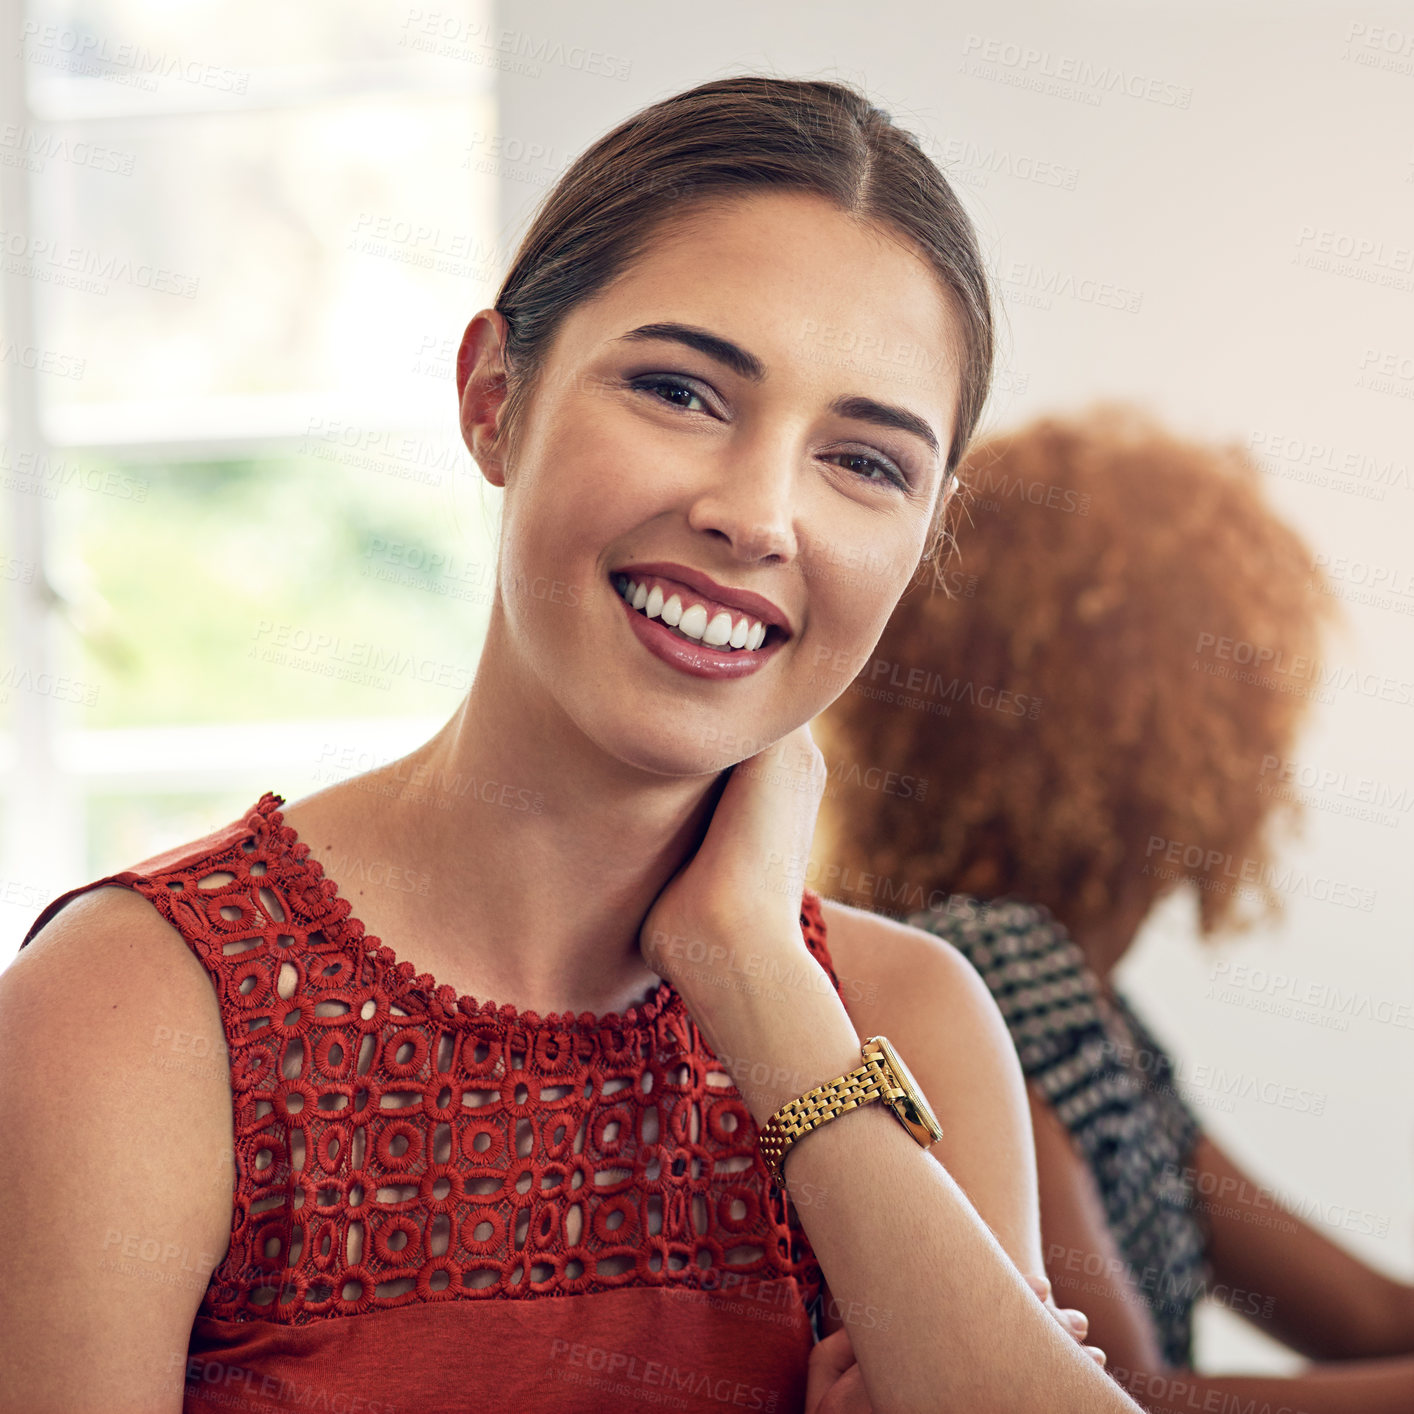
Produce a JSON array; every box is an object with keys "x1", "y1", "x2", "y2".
[{"x1": 871, "y1": 1036, "x2": 943, "y2": 1143}]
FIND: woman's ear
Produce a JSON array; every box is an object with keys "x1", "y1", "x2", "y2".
[{"x1": 457, "y1": 309, "x2": 512, "y2": 488}]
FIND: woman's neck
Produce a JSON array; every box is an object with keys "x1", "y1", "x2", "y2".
[
  {"x1": 346, "y1": 628, "x2": 731, "y2": 1017},
  {"x1": 1067, "y1": 888, "x2": 1152, "y2": 986}
]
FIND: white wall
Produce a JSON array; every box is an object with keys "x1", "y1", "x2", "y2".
[{"x1": 492, "y1": 0, "x2": 1414, "y2": 1373}]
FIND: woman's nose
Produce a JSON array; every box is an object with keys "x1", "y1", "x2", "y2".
[{"x1": 685, "y1": 444, "x2": 800, "y2": 563}]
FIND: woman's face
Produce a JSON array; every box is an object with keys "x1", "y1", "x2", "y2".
[{"x1": 461, "y1": 188, "x2": 965, "y2": 776}]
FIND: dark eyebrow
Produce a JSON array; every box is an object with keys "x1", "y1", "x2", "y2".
[
  {"x1": 616, "y1": 322, "x2": 766, "y2": 382},
  {"x1": 613, "y1": 321, "x2": 941, "y2": 459},
  {"x1": 826, "y1": 395, "x2": 940, "y2": 460}
]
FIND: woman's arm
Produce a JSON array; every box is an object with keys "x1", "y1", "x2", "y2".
[
  {"x1": 1191, "y1": 1130, "x2": 1414, "y2": 1360},
  {"x1": 0, "y1": 886, "x2": 236, "y2": 1414},
  {"x1": 814, "y1": 903, "x2": 1101, "y2": 1353},
  {"x1": 1024, "y1": 1083, "x2": 1174, "y2": 1375},
  {"x1": 822, "y1": 900, "x2": 1046, "y2": 1278},
  {"x1": 1028, "y1": 1076, "x2": 1414, "y2": 1413},
  {"x1": 672, "y1": 900, "x2": 1146, "y2": 1414}
]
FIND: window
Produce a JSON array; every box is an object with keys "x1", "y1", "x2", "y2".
[{"x1": 0, "y1": 0, "x2": 502, "y2": 964}]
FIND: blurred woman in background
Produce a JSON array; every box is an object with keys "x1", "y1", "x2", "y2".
[{"x1": 814, "y1": 403, "x2": 1414, "y2": 1413}]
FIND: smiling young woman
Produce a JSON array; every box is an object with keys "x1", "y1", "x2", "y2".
[{"x1": 2, "y1": 77, "x2": 1143, "y2": 1414}]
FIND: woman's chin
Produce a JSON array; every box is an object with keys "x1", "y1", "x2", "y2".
[{"x1": 576, "y1": 717, "x2": 742, "y2": 781}]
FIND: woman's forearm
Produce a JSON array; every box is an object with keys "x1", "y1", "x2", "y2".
[{"x1": 687, "y1": 948, "x2": 1145, "y2": 1414}]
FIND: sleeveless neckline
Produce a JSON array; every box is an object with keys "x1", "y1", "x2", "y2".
[{"x1": 255, "y1": 789, "x2": 684, "y2": 1037}]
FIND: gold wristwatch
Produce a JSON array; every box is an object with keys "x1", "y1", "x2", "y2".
[{"x1": 757, "y1": 1035, "x2": 943, "y2": 1185}]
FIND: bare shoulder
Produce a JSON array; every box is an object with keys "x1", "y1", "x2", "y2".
[
  {"x1": 10, "y1": 884, "x2": 234, "y2": 1070},
  {"x1": 0, "y1": 884, "x2": 236, "y2": 1412},
  {"x1": 815, "y1": 894, "x2": 999, "y2": 1039}
]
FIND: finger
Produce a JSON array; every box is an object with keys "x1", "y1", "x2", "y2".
[
  {"x1": 817, "y1": 1362, "x2": 873, "y2": 1414},
  {"x1": 1024, "y1": 1273, "x2": 1053, "y2": 1303},
  {"x1": 805, "y1": 1327, "x2": 857, "y2": 1414},
  {"x1": 1083, "y1": 1345, "x2": 1107, "y2": 1367},
  {"x1": 1060, "y1": 1307, "x2": 1089, "y2": 1339}
]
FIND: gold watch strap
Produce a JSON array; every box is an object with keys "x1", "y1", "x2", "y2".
[{"x1": 757, "y1": 1046, "x2": 899, "y2": 1185}]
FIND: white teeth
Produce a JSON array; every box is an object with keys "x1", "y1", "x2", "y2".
[
  {"x1": 614, "y1": 574, "x2": 771, "y2": 652},
  {"x1": 677, "y1": 603, "x2": 708, "y2": 641},
  {"x1": 702, "y1": 611, "x2": 734, "y2": 647}
]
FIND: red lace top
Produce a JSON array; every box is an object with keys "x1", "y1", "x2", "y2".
[{"x1": 21, "y1": 790, "x2": 845, "y2": 1413}]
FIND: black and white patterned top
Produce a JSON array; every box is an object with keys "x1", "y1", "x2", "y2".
[{"x1": 906, "y1": 893, "x2": 1212, "y2": 1367}]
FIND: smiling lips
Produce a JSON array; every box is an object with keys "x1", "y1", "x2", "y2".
[{"x1": 613, "y1": 572, "x2": 771, "y2": 651}]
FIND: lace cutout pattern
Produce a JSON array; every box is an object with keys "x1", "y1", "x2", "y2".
[{"x1": 42, "y1": 791, "x2": 840, "y2": 1326}]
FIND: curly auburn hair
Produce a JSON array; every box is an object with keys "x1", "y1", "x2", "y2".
[{"x1": 812, "y1": 401, "x2": 1343, "y2": 943}]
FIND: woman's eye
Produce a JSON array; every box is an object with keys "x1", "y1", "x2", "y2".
[
  {"x1": 832, "y1": 450, "x2": 911, "y2": 493},
  {"x1": 629, "y1": 375, "x2": 710, "y2": 414},
  {"x1": 628, "y1": 375, "x2": 910, "y2": 493}
]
